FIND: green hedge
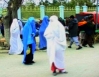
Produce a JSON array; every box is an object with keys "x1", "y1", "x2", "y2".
[
  {"x1": 21, "y1": 11, "x2": 75, "y2": 20},
  {"x1": 21, "y1": 11, "x2": 40, "y2": 20},
  {"x1": 2, "y1": 6, "x2": 96, "y2": 20}
]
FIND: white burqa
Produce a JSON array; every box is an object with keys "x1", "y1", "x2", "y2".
[
  {"x1": 44, "y1": 15, "x2": 67, "y2": 70},
  {"x1": 9, "y1": 19, "x2": 23, "y2": 55}
]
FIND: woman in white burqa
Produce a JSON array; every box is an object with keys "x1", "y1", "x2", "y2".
[
  {"x1": 44, "y1": 15, "x2": 68, "y2": 76},
  {"x1": 9, "y1": 18, "x2": 23, "y2": 55}
]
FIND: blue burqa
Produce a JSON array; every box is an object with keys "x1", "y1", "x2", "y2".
[
  {"x1": 39, "y1": 16, "x2": 49, "y2": 49},
  {"x1": 22, "y1": 17, "x2": 36, "y2": 63}
]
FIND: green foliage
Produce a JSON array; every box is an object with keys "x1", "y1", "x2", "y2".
[
  {"x1": 22, "y1": 0, "x2": 93, "y2": 7},
  {"x1": 52, "y1": 0, "x2": 60, "y2": 6},
  {"x1": 41, "y1": 0, "x2": 61, "y2": 6},
  {"x1": 21, "y1": 9, "x2": 75, "y2": 20},
  {"x1": 70, "y1": 0, "x2": 93, "y2": 7},
  {"x1": 21, "y1": 11, "x2": 40, "y2": 20}
]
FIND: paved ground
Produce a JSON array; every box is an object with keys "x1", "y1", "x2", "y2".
[{"x1": 0, "y1": 42, "x2": 99, "y2": 77}]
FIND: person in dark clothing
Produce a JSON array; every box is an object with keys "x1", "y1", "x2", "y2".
[
  {"x1": 68, "y1": 15, "x2": 82, "y2": 50},
  {"x1": 82, "y1": 16, "x2": 95, "y2": 48},
  {"x1": 35, "y1": 21, "x2": 41, "y2": 37},
  {"x1": 0, "y1": 24, "x2": 4, "y2": 37},
  {"x1": 0, "y1": 19, "x2": 4, "y2": 37}
]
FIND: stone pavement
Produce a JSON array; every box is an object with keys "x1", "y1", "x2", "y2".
[{"x1": 0, "y1": 43, "x2": 99, "y2": 77}]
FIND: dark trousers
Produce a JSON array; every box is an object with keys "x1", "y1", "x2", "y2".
[
  {"x1": 20, "y1": 34, "x2": 24, "y2": 54},
  {"x1": 82, "y1": 34, "x2": 94, "y2": 47},
  {"x1": 25, "y1": 44, "x2": 34, "y2": 63},
  {"x1": 20, "y1": 35, "x2": 23, "y2": 39},
  {"x1": 1, "y1": 29, "x2": 4, "y2": 37}
]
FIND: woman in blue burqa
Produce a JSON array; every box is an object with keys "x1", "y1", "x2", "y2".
[
  {"x1": 39, "y1": 16, "x2": 49, "y2": 50},
  {"x1": 22, "y1": 17, "x2": 36, "y2": 65}
]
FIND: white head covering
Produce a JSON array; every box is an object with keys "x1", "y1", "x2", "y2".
[
  {"x1": 49, "y1": 15, "x2": 58, "y2": 22},
  {"x1": 44, "y1": 15, "x2": 67, "y2": 46},
  {"x1": 10, "y1": 18, "x2": 20, "y2": 33},
  {"x1": 47, "y1": 15, "x2": 59, "y2": 28}
]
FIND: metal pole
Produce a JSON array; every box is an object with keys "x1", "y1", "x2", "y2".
[{"x1": 96, "y1": 0, "x2": 99, "y2": 30}]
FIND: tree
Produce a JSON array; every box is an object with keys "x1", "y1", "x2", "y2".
[{"x1": 3, "y1": 0, "x2": 23, "y2": 48}]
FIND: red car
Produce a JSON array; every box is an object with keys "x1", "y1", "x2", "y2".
[{"x1": 76, "y1": 11, "x2": 99, "y2": 29}]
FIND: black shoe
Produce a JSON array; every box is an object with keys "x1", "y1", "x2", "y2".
[
  {"x1": 21, "y1": 51, "x2": 24, "y2": 54},
  {"x1": 19, "y1": 51, "x2": 24, "y2": 55},
  {"x1": 68, "y1": 46, "x2": 71, "y2": 48},
  {"x1": 40, "y1": 47, "x2": 47, "y2": 50},
  {"x1": 89, "y1": 46, "x2": 94, "y2": 48},
  {"x1": 24, "y1": 62, "x2": 33, "y2": 65},
  {"x1": 76, "y1": 46, "x2": 82, "y2": 50}
]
